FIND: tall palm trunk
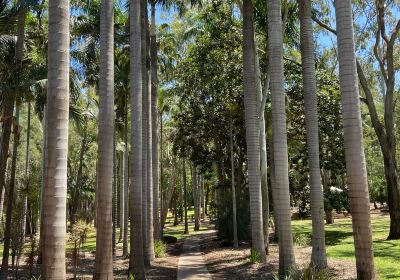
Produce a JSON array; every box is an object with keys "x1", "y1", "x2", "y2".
[
  {"x1": 242, "y1": 0, "x2": 266, "y2": 262},
  {"x1": 298, "y1": 0, "x2": 327, "y2": 269},
  {"x1": 0, "y1": 104, "x2": 20, "y2": 278},
  {"x1": 150, "y1": 0, "x2": 160, "y2": 241},
  {"x1": 129, "y1": 0, "x2": 145, "y2": 277},
  {"x1": 141, "y1": 0, "x2": 154, "y2": 265},
  {"x1": 94, "y1": 0, "x2": 114, "y2": 277},
  {"x1": 230, "y1": 127, "x2": 238, "y2": 248},
  {"x1": 334, "y1": 1, "x2": 375, "y2": 278},
  {"x1": 42, "y1": 0, "x2": 70, "y2": 277},
  {"x1": 267, "y1": 0, "x2": 295, "y2": 274}
]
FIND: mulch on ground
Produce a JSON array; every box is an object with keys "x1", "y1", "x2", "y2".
[{"x1": 201, "y1": 230, "x2": 357, "y2": 280}]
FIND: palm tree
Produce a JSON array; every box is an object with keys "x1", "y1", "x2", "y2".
[
  {"x1": 129, "y1": 0, "x2": 146, "y2": 277},
  {"x1": 42, "y1": 0, "x2": 70, "y2": 278},
  {"x1": 334, "y1": 1, "x2": 375, "y2": 278},
  {"x1": 267, "y1": 0, "x2": 295, "y2": 274},
  {"x1": 242, "y1": 0, "x2": 266, "y2": 262},
  {"x1": 94, "y1": 0, "x2": 114, "y2": 277},
  {"x1": 150, "y1": 0, "x2": 161, "y2": 241},
  {"x1": 141, "y1": 0, "x2": 155, "y2": 265},
  {"x1": 298, "y1": 0, "x2": 327, "y2": 269}
]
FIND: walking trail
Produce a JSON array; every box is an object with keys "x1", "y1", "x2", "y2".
[{"x1": 177, "y1": 230, "x2": 214, "y2": 280}]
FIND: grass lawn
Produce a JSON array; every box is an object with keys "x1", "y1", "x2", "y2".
[{"x1": 292, "y1": 215, "x2": 400, "y2": 280}]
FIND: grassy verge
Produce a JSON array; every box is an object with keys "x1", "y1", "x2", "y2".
[{"x1": 292, "y1": 215, "x2": 400, "y2": 280}]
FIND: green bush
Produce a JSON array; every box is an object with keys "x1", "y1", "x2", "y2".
[
  {"x1": 214, "y1": 188, "x2": 250, "y2": 242},
  {"x1": 273, "y1": 266, "x2": 335, "y2": 280},
  {"x1": 292, "y1": 232, "x2": 311, "y2": 246},
  {"x1": 249, "y1": 248, "x2": 261, "y2": 264},
  {"x1": 154, "y1": 240, "x2": 167, "y2": 258}
]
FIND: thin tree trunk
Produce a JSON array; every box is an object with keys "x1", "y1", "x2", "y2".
[
  {"x1": 242, "y1": 0, "x2": 266, "y2": 263},
  {"x1": 230, "y1": 127, "x2": 238, "y2": 248},
  {"x1": 112, "y1": 138, "x2": 117, "y2": 256},
  {"x1": 37, "y1": 105, "x2": 47, "y2": 265},
  {"x1": 193, "y1": 165, "x2": 200, "y2": 231},
  {"x1": 0, "y1": 1, "x2": 26, "y2": 247},
  {"x1": 0, "y1": 104, "x2": 21, "y2": 277},
  {"x1": 334, "y1": 1, "x2": 375, "y2": 278},
  {"x1": 129, "y1": 0, "x2": 145, "y2": 277},
  {"x1": 298, "y1": 0, "x2": 327, "y2": 269},
  {"x1": 18, "y1": 102, "x2": 31, "y2": 267},
  {"x1": 183, "y1": 159, "x2": 189, "y2": 234},
  {"x1": 267, "y1": 0, "x2": 295, "y2": 274},
  {"x1": 123, "y1": 117, "x2": 129, "y2": 257},
  {"x1": 94, "y1": 0, "x2": 114, "y2": 277},
  {"x1": 159, "y1": 112, "x2": 164, "y2": 237},
  {"x1": 119, "y1": 151, "x2": 124, "y2": 242},
  {"x1": 42, "y1": 0, "x2": 70, "y2": 277}
]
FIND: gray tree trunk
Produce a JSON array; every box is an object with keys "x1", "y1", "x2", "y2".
[
  {"x1": 129, "y1": 0, "x2": 145, "y2": 277},
  {"x1": 267, "y1": 0, "x2": 295, "y2": 275},
  {"x1": 242, "y1": 0, "x2": 266, "y2": 263},
  {"x1": 42, "y1": 0, "x2": 70, "y2": 277},
  {"x1": 334, "y1": 1, "x2": 375, "y2": 278},
  {"x1": 94, "y1": 0, "x2": 115, "y2": 276},
  {"x1": 298, "y1": 0, "x2": 327, "y2": 269}
]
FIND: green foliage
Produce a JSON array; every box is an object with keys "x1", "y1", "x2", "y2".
[
  {"x1": 214, "y1": 188, "x2": 250, "y2": 242},
  {"x1": 154, "y1": 240, "x2": 167, "y2": 258},
  {"x1": 292, "y1": 232, "x2": 311, "y2": 247},
  {"x1": 273, "y1": 266, "x2": 335, "y2": 280},
  {"x1": 249, "y1": 248, "x2": 262, "y2": 264}
]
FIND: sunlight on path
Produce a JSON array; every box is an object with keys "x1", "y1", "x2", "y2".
[{"x1": 177, "y1": 230, "x2": 214, "y2": 280}]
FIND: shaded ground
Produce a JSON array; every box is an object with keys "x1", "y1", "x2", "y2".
[{"x1": 201, "y1": 232, "x2": 357, "y2": 280}]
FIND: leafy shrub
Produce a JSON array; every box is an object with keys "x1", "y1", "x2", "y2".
[
  {"x1": 154, "y1": 240, "x2": 166, "y2": 258},
  {"x1": 292, "y1": 232, "x2": 311, "y2": 246},
  {"x1": 249, "y1": 248, "x2": 261, "y2": 264},
  {"x1": 214, "y1": 188, "x2": 250, "y2": 242},
  {"x1": 68, "y1": 220, "x2": 91, "y2": 278},
  {"x1": 273, "y1": 266, "x2": 335, "y2": 280}
]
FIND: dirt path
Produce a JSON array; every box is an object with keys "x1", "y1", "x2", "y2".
[{"x1": 177, "y1": 230, "x2": 214, "y2": 280}]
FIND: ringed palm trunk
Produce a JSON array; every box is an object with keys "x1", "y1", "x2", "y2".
[
  {"x1": 298, "y1": 0, "x2": 327, "y2": 269},
  {"x1": 94, "y1": 0, "x2": 114, "y2": 277},
  {"x1": 42, "y1": 0, "x2": 70, "y2": 277},
  {"x1": 150, "y1": 0, "x2": 160, "y2": 241},
  {"x1": 267, "y1": 0, "x2": 295, "y2": 274},
  {"x1": 242, "y1": 0, "x2": 266, "y2": 263},
  {"x1": 129, "y1": 0, "x2": 145, "y2": 277},
  {"x1": 334, "y1": 1, "x2": 375, "y2": 278}
]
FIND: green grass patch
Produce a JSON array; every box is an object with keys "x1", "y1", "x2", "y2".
[{"x1": 292, "y1": 216, "x2": 400, "y2": 280}]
